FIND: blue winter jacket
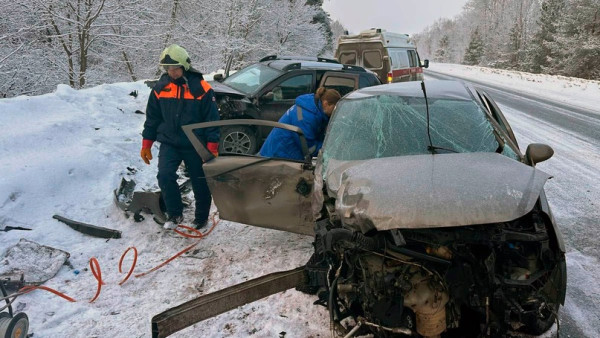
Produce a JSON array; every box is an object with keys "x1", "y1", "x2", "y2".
[{"x1": 259, "y1": 94, "x2": 329, "y2": 161}]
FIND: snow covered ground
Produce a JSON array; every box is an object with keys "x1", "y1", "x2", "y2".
[
  {"x1": 0, "y1": 64, "x2": 598, "y2": 337},
  {"x1": 0, "y1": 82, "x2": 328, "y2": 337}
]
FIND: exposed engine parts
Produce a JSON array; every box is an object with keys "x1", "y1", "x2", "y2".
[{"x1": 303, "y1": 207, "x2": 565, "y2": 337}]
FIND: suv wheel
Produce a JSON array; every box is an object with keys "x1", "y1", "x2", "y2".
[{"x1": 219, "y1": 126, "x2": 258, "y2": 155}]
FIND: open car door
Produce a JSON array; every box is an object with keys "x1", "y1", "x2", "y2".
[{"x1": 182, "y1": 120, "x2": 315, "y2": 236}]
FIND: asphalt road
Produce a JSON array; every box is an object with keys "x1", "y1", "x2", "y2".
[
  {"x1": 425, "y1": 70, "x2": 600, "y2": 338},
  {"x1": 425, "y1": 70, "x2": 600, "y2": 142}
]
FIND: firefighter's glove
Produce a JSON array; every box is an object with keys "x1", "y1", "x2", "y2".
[
  {"x1": 207, "y1": 142, "x2": 219, "y2": 157},
  {"x1": 141, "y1": 139, "x2": 154, "y2": 164}
]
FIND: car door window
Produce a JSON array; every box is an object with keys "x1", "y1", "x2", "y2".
[
  {"x1": 390, "y1": 50, "x2": 410, "y2": 69},
  {"x1": 271, "y1": 74, "x2": 313, "y2": 101},
  {"x1": 339, "y1": 52, "x2": 357, "y2": 65},
  {"x1": 322, "y1": 76, "x2": 357, "y2": 96},
  {"x1": 363, "y1": 50, "x2": 383, "y2": 69},
  {"x1": 408, "y1": 50, "x2": 418, "y2": 67}
]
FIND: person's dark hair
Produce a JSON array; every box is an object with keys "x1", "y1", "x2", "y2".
[{"x1": 315, "y1": 87, "x2": 341, "y2": 105}]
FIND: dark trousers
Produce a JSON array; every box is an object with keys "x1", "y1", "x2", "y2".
[{"x1": 157, "y1": 143, "x2": 211, "y2": 221}]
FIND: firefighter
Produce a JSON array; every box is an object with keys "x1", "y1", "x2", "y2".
[{"x1": 140, "y1": 44, "x2": 220, "y2": 230}]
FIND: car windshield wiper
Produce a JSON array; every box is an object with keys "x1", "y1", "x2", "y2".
[
  {"x1": 427, "y1": 145, "x2": 458, "y2": 153},
  {"x1": 421, "y1": 82, "x2": 459, "y2": 154}
]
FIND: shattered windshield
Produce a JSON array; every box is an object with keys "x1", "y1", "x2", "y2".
[
  {"x1": 222, "y1": 64, "x2": 282, "y2": 95},
  {"x1": 322, "y1": 95, "x2": 518, "y2": 174}
]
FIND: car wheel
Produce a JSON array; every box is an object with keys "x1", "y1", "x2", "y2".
[{"x1": 219, "y1": 126, "x2": 258, "y2": 155}]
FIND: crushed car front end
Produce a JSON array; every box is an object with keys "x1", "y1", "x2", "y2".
[{"x1": 307, "y1": 153, "x2": 566, "y2": 337}]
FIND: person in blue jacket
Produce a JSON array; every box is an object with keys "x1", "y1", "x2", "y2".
[{"x1": 259, "y1": 87, "x2": 341, "y2": 160}]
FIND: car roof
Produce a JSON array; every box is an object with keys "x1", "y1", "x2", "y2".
[
  {"x1": 345, "y1": 80, "x2": 475, "y2": 101},
  {"x1": 265, "y1": 59, "x2": 346, "y2": 71},
  {"x1": 260, "y1": 56, "x2": 370, "y2": 74}
]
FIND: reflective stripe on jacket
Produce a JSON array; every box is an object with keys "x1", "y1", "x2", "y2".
[
  {"x1": 259, "y1": 93, "x2": 329, "y2": 161},
  {"x1": 142, "y1": 70, "x2": 220, "y2": 148}
]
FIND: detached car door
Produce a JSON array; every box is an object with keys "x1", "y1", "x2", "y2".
[{"x1": 182, "y1": 120, "x2": 315, "y2": 236}]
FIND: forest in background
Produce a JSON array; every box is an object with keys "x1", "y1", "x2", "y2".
[
  {"x1": 0, "y1": 0, "x2": 344, "y2": 97},
  {"x1": 412, "y1": 0, "x2": 600, "y2": 80},
  {"x1": 2, "y1": 0, "x2": 598, "y2": 98}
]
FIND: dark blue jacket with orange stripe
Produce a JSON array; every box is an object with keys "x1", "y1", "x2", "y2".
[{"x1": 142, "y1": 70, "x2": 220, "y2": 149}]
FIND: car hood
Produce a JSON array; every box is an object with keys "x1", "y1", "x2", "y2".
[
  {"x1": 208, "y1": 81, "x2": 248, "y2": 99},
  {"x1": 324, "y1": 152, "x2": 551, "y2": 231}
]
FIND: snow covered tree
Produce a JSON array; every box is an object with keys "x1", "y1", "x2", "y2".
[
  {"x1": 261, "y1": 0, "x2": 325, "y2": 57},
  {"x1": 552, "y1": 0, "x2": 600, "y2": 79},
  {"x1": 305, "y1": 0, "x2": 335, "y2": 56},
  {"x1": 0, "y1": 0, "x2": 330, "y2": 97},
  {"x1": 413, "y1": 17, "x2": 461, "y2": 63},
  {"x1": 413, "y1": 0, "x2": 541, "y2": 67},
  {"x1": 526, "y1": 0, "x2": 565, "y2": 73},
  {"x1": 504, "y1": 22, "x2": 525, "y2": 69},
  {"x1": 463, "y1": 28, "x2": 484, "y2": 65},
  {"x1": 328, "y1": 20, "x2": 347, "y2": 58},
  {"x1": 40, "y1": 0, "x2": 108, "y2": 88},
  {"x1": 434, "y1": 35, "x2": 451, "y2": 63}
]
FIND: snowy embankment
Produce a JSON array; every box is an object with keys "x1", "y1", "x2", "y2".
[
  {"x1": 428, "y1": 62, "x2": 600, "y2": 113},
  {"x1": 0, "y1": 82, "x2": 327, "y2": 337}
]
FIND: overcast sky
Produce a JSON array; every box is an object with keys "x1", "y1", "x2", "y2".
[{"x1": 322, "y1": 0, "x2": 470, "y2": 36}]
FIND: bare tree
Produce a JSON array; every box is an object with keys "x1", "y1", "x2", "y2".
[
  {"x1": 0, "y1": 0, "x2": 332, "y2": 97},
  {"x1": 39, "y1": 0, "x2": 107, "y2": 88}
]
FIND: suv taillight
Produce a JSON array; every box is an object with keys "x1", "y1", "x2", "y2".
[{"x1": 387, "y1": 72, "x2": 393, "y2": 83}]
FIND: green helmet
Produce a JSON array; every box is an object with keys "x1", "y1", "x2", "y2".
[{"x1": 159, "y1": 44, "x2": 191, "y2": 71}]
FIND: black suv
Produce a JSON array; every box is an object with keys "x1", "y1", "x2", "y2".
[{"x1": 209, "y1": 55, "x2": 381, "y2": 154}]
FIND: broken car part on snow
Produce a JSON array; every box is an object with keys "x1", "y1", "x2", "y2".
[
  {"x1": 152, "y1": 267, "x2": 306, "y2": 337},
  {"x1": 53, "y1": 214, "x2": 121, "y2": 239},
  {"x1": 153, "y1": 80, "x2": 566, "y2": 338},
  {"x1": 114, "y1": 177, "x2": 193, "y2": 224}
]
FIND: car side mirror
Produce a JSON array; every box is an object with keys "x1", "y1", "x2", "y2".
[
  {"x1": 525, "y1": 143, "x2": 554, "y2": 166},
  {"x1": 421, "y1": 59, "x2": 430, "y2": 68},
  {"x1": 213, "y1": 73, "x2": 224, "y2": 82}
]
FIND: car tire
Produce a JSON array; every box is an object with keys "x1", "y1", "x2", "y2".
[{"x1": 219, "y1": 126, "x2": 258, "y2": 155}]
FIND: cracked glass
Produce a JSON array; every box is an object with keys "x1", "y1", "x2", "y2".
[{"x1": 322, "y1": 95, "x2": 518, "y2": 177}]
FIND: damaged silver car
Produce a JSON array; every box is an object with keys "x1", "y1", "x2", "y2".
[{"x1": 153, "y1": 80, "x2": 566, "y2": 338}]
